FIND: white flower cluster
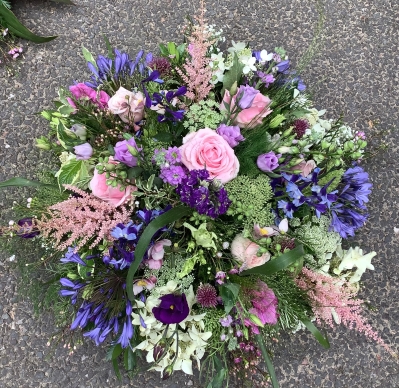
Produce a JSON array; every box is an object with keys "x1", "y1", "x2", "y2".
[{"x1": 132, "y1": 281, "x2": 212, "y2": 377}]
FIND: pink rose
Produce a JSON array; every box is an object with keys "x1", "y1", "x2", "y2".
[
  {"x1": 291, "y1": 159, "x2": 316, "y2": 177},
  {"x1": 108, "y1": 87, "x2": 145, "y2": 124},
  {"x1": 179, "y1": 128, "x2": 239, "y2": 184},
  {"x1": 221, "y1": 90, "x2": 272, "y2": 129},
  {"x1": 146, "y1": 239, "x2": 172, "y2": 269},
  {"x1": 231, "y1": 234, "x2": 270, "y2": 269},
  {"x1": 89, "y1": 163, "x2": 136, "y2": 207}
]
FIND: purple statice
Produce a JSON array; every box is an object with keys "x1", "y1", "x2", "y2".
[
  {"x1": 160, "y1": 165, "x2": 187, "y2": 185},
  {"x1": 330, "y1": 166, "x2": 372, "y2": 238},
  {"x1": 175, "y1": 169, "x2": 231, "y2": 219},
  {"x1": 220, "y1": 315, "x2": 233, "y2": 327}
]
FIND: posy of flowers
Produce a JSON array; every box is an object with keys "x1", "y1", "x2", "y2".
[{"x1": 1, "y1": 6, "x2": 394, "y2": 388}]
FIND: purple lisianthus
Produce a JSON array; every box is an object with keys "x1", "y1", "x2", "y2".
[
  {"x1": 152, "y1": 293, "x2": 190, "y2": 324},
  {"x1": 74, "y1": 143, "x2": 93, "y2": 160},
  {"x1": 114, "y1": 137, "x2": 140, "y2": 167},
  {"x1": 257, "y1": 151, "x2": 281, "y2": 172},
  {"x1": 236, "y1": 85, "x2": 260, "y2": 109},
  {"x1": 216, "y1": 124, "x2": 245, "y2": 148}
]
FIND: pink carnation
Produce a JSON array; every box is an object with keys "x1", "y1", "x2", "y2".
[{"x1": 179, "y1": 127, "x2": 239, "y2": 184}]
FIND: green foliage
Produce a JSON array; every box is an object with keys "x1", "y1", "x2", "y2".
[
  {"x1": 200, "y1": 308, "x2": 225, "y2": 350},
  {"x1": 226, "y1": 174, "x2": 274, "y2": 230},
  {"x1": 292, "y1": 215, "x2": 341, "y2": 267},
  {"x1": 318, "y1": 168, "x2": 344, "y2": 192},
  {"x1": 234, "y1": 129, "x2": 275, "y2": 177},
  {"x1": 183, "y1": 99, "x2": 224, "y2": 132},
  {"x1": 144, "y1": 254, "x2": 195, "y2": 297}
]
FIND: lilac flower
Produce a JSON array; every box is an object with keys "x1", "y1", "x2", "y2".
[
  {"x1": 236, "y1": 85, "x2": 260, "y2": 109},
  {"x1": 164, "y1": 146, "x2": 182, "y2": 164},
  {"x1": 74, "y1": 143, "x2": 93, "y2": 160},
  {"x1": 152, "y1": 293, "x2": 190, "y2": 324},
  {"x1": 257, "y1": 71, "x2": 275, "y2": 87},
  {"x1": 160, "y1": 165, "x2": 187, "y2": 185},
  {"x1": 216, "y1": 124, "x2": 245, "y2": 148},
  {"x1": 220, "y1": 315, "x2": 233, "y2": 327}
]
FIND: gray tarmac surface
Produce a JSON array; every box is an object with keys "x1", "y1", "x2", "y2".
[{"x1": 1, "y1": 0, "x2": 399, "y2": 387}]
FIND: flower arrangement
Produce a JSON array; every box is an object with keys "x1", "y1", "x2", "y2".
[{"x1": 1, "y1": 6, "x2": 393, "y2": 387}]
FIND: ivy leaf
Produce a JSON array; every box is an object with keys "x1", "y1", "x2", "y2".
[{"x1": 57, "y1": 159, "x2": 89, "y2": 188}]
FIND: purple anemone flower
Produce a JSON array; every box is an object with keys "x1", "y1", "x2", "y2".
[
  {"x1": 152, "y1": 293, "x2": 190, "y2": 324},
  {"x1": 16, "y1": 218, "x2": 40, "y2": 238}
]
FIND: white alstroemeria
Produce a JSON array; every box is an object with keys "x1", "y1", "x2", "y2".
[
  {"x1": 333, "y1": 245, "x2": 376, "y2": 283},
  {"x1": 209, "y1": 52, "x2": 227, "y2": 71},
  {"x1": 240, "y1": 55, "x2": 257, "y2": 74},
  {"x1": 227, "y1": 40, "x2": 246, "y2": 53},
  {"x1": 259, "y1": 49, "x2": 273, "y2": 63}
]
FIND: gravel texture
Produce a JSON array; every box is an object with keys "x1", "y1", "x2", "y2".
[{"x1": 1, "y1": 0, "x2": 399, "y2": 387}]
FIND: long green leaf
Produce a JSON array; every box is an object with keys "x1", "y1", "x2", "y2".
[
  {"x1": 241, "y1": 244, "x2": 304, "y2": 276},
  {"x1": 255, "y1": 334, "x2": 279, "y2": 388},
  {"x1": 0, "y1": 4, "x2": 57, "y2": 43},
  {"x1": 126, "y1": 205, "x2": 192, "y2": 301},
  {"x1": 302, "y1": 319, "x2": 330, "y2": 349},
  {"x1": 0, "y1": 177, "x2": 57, "y2": 189}
]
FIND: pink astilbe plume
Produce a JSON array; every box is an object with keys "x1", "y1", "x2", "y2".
[
  {"x1": 176, "y1": 0, "x2": 214, "y2": 102},
  {"x1": 296, "y1": 267, "x2": 394, "y2": 356},
  {"x1": 37, "y1": 185, "x2": 130, "y2": 251}
]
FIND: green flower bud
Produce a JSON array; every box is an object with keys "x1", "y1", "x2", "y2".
[
  {"x1": 248, "y1": 314, "x2": 264, "y2": 328},
  {"x1": 269, "y1": 114, "x2": 286, "y2": 128},
  {"x1": 105, "y1": 163, "x2": 116, "y2": 172}
]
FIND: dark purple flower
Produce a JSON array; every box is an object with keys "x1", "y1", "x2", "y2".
[
  {"x1": 16, "y1": 217, "x2": 39, "y2": 238},
  {"x1": 257, "y1": 71, "x2": 275, "y2": 87},
  {"x1": 114, "y1": 137, "x2": 140, "y2": 167},
  {"x1": 236, "y1": 85, "x2": 260, "y2": 109},
  {"x1": 257, "y1": 151, "x2": 281, "y2": 172},
  {"x1": 175, "y1": 169, "x2": 231, "y2": 218},
  {"x1": 216, "y1": 124, "x2": 245, "y2": 148},
  {"x1": 152, "y1": 293, "x2": 190, "y2": 324}
]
